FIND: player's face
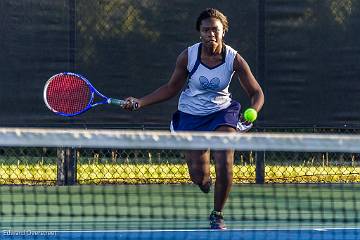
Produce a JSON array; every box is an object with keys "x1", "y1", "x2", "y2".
[{"x1": 199, "y1": 18, "x2": 224, "y2": 49}]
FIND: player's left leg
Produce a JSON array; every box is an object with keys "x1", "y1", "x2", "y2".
[
  {"x1": 185, "y1": 149, "x2": 212, "y2": 193},
  {"x1": 210, "y1": 125, "x2": 236, "y2": 229}
]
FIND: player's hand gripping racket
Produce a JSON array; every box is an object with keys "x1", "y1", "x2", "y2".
[{"x1": 43, "y1": 72, "x2": 138, "y2": 116}]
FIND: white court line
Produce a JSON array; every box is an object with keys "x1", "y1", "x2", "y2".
[{"x1": 51, "y1": 227, "x2": 360, "y2": 233}]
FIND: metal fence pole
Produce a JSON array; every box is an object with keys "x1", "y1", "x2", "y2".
[
  {"x1": 255, "y1": 151, "x2": 266, "y2": 184},
  {"x1": 255, "y1": 0, "x2": 266, "y2": 185},
  {"x1": 57, "y1": 147, "x2": 77, "y2": 185}
]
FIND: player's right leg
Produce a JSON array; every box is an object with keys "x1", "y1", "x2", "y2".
[{"x1": 185, "y1": 149, "x2": 212, "y2": 193}]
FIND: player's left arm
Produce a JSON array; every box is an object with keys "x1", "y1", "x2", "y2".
[{"x1": 233, "y1": 53, "x2": 264, "y2": 112}]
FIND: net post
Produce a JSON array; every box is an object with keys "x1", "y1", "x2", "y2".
[
  {"x1": 255, "y1": 151, "x2": 266, "y2": 184},
  {"x1": 57, "y1": 147, "x2": 77, "y2": 185}
]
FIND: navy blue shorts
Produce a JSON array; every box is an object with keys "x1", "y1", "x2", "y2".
[{"x1": 170, "y1": 101, "x2": 241, "y2": 131}]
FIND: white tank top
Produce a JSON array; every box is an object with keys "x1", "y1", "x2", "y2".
[{"x1": 178, "y1": 42, "x2": 237, "y2": 115}]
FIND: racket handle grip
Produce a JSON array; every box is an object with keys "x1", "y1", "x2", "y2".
[
  {"x1": 107, "y1": 98, "x2": 126, "y2": 106},
  {"x1": 108, "y1": 98, "x2": 139, "y2": 110}
]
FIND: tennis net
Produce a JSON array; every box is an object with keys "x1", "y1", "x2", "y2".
[{"x1": 1, "y1": 128, "x2": 360, "y2": 239}]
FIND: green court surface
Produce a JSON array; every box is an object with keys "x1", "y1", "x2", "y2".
[{"x1": 1, "y1": 184, "x2": 360, "y2": 231}]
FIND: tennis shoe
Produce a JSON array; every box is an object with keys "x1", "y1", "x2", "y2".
[{"x1": 209, "y1": 210, "x2": 226, "y2": 230}]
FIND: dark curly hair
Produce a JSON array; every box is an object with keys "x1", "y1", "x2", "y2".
[{"x1": 196, "y1": 8, "x2": 229, "y2": 33}]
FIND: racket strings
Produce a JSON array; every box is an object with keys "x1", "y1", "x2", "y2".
[{"x1": 46, "y1": 74, "x2": 91, "y2": 114}]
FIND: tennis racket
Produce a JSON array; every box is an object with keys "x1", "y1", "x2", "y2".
[{"x1": 43, "y1": 72, "x2": 137, "y2": 117}]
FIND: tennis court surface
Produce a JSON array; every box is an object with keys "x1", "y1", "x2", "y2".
[{"x1": 1, "y1": 128, "x2": 360, "y2": 239}]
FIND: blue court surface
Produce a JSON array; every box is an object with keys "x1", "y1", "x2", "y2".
[{"x1": 2, "y1": 228, "x2": 360, "y2": 240}]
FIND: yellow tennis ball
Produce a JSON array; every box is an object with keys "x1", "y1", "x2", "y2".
[{"x1": 244, "y1": 108, "x2": 257, "y2": 122}]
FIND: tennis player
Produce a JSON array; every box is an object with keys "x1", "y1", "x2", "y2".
[{"x1": 124, "y1": 8, "x2": 264, "y2": 229}]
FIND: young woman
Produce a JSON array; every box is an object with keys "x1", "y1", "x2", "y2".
[{"x1": 124, "y1": 8, "x2": 264, "y2": 229}]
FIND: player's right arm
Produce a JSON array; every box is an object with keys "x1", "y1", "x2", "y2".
[{"x1": 123, "y1": 49, "x2": 188, "y2": 110}]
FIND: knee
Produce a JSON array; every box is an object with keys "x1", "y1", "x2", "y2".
[{"x1": 213, "y1": 150, "x2": 234, "y2": 162}]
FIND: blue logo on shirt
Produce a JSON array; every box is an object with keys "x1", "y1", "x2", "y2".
[{"x1": 199, "y1": 76, "x2": 220, "y2": 90}]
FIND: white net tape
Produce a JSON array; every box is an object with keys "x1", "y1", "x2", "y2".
[{"x1": 0, "y1": 128, "x2": 360, "y2": 152}]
